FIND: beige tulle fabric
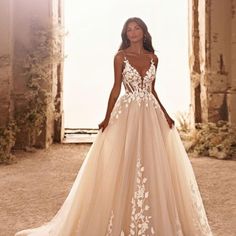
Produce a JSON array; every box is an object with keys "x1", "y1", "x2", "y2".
[{"x1": 15, "y1": 55, "x2": 213, "y2": 236}]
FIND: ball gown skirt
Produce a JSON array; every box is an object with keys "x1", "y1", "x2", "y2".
[{"x1": 15, "y1": 56, "x2": 213, "y2": 236}]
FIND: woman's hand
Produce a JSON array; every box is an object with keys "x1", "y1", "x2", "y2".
[
  {"x1": 165, "y1": 114, "x2": 175, "y2": 129},
  {"x1": 98, "y1": 118, "x2": 110, "y2": 132}
]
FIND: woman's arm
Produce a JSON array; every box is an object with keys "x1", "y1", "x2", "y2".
[
  {"x1": 152, "y1": 89, "x2": 170, "y2": 117},
  {"x1": 98, "y1": 52, "x2": 123, "y2": 132},
  {"x1": 151, "y1": 54, "x2": 175, "y2": 128}
]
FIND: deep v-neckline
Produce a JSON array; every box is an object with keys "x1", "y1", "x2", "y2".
[{"x1": 124, "y1": 57, "x2": 154, "y2": 79}]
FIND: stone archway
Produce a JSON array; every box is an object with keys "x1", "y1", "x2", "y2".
[{"x1": 0, "y1": 0, "x2": 236, "y2": 150}]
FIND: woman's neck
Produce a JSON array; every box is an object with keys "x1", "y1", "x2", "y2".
[{"x1": 127, "y1": 43, "x2": 145, "y2": 55}]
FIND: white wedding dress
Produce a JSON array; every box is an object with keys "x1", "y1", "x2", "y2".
[{"x1": 15, "y1": 54, "x2": 213, "y2": 236}]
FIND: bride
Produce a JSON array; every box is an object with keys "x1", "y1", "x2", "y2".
[{"x1": 15, "y1": 17, "x2": 213, "y2": 236}]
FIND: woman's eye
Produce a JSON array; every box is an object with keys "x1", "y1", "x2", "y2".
[{"x1": 127, "y1": 26, "x2": 140, "y2": 32}]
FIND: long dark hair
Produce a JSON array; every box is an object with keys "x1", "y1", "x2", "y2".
[{"x1": 118, "y1": 17, "x2": 155, "y2": 53}]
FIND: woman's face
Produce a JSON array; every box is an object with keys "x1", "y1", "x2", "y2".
[{"x1": 126, "y1": 21, "x2": 144, "y2": 43}]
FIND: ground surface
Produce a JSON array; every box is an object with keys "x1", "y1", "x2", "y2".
[{"x1": 0, "y1": 144, "x2": 235, "y2": 236}]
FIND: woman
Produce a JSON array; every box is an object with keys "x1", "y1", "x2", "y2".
[{"x1": 15, "y1": 17, "x2": 213, "y2": 236}]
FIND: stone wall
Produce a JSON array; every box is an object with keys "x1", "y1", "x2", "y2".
[
  {"x1": 0, "y1": 0, "x2": 64, "y2": 149},
  {"x1": 0, "y1": 0, "x2": 13, "y2": 127},
  {"x1": 189, "y1": 0, "x2": 236, "y2": 125}
]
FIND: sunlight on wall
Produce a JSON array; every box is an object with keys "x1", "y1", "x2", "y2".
[{"x1": 64, "y1": 0, "x2": 190, "y2": 128}]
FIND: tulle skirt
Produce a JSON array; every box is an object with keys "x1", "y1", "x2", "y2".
[{"x1": 15, "y1": 92, "x2": 213, "y2": 236}]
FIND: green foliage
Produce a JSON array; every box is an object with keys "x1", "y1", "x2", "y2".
[
  {"x1": 0, "y1": 120, "x2": 19, "y2": 164},
  {"x1": 175, "y1": 111, "x2": 191, "y2": 133},
  {"x1": 177, "y1": 116, "x2": 236, "y2": 159},
  {"x1": 0, "y1": 19, "x2": 64, "y2": 164},
  {"x1": 190, "y1": 121, "x2": 236, "y2": 159},
  {"x1": 15, "y1": 20, "x2": 64, "y2": 147}
]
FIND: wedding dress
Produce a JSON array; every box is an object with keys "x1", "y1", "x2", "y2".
[{"x1": 15, "y1": 54, "x2": 213, "y2": 236}]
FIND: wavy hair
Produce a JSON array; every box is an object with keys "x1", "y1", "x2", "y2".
[{"x1": 118, "y1": 17, "x2": 155, "y2": 53}]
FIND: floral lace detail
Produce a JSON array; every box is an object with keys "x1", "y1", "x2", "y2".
[
  {"x1": 190, "y1": 180, "x2": 213, "y2": 236},
  {"x1": 128, "y1": 156, "x2": 155, "y2": 235},
  {"x1": 122, "y1": 57, "x2": 155, "y2": 94},
  {"x1": 106, "y1": 210, "x2": 114, "y2": 236},
  {"x1": 109, "y1": 92, "x2": 165, "y2": 124},
  {"x1": 105, "y1": 156, "x2": 155, "y2": 236},
  {"x1": 108, "y1": 56, "x2": 166, "y2": 124}
]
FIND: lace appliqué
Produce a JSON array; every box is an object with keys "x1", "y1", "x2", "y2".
[
  {"x1": 122, "y1": 57, "x2": 155, "y2": 94},
  {"x1": 106, "y1": 210, "x2": 115, "y2": 236},
  {"x1": 128, "y1": 157, "x2": 155, "y2": 235},
  {"x1": 105, "y1": 157, "x2": 155, "y2": 236},
  {"x1": 109, "y1": 92, "x2": 165, "y2": 124},
  {"x1": 108, "y1": 56, "x2": 166, "y2": 124},
  {"x1": 190, "y1": 180, "x2": 213, "y2": 236}
]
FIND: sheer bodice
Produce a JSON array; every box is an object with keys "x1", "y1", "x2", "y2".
[{"x1": 122, "y1": 56, "x2": 156, "y2": 95}]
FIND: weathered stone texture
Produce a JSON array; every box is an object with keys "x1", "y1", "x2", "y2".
[
  {"x1": 189, "y1": 0, "x2": 236, "y2": 125},
  {"x1": 0, "y1": 0, "x2": 64, "y2": 149},
  {"x1": 0, "y1": 0, "x2": 13, "y2": 127}
]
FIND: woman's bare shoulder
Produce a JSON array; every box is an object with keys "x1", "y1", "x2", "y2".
[
  {"x1": 151, "y1": 52, "x2": 158, "y2": 65},
  {"x1": 113, "y1": 50, "x2": 126, "y2": 68},
  {"x1": 115, "y1": 49, "x2": 125, "y2": 55},
  {"x1": 114, "y1": 50, "x2": 125, "y2": 62},
  {"x1": 143, "y1": 50, "x2": 158, "y2": 59}
]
